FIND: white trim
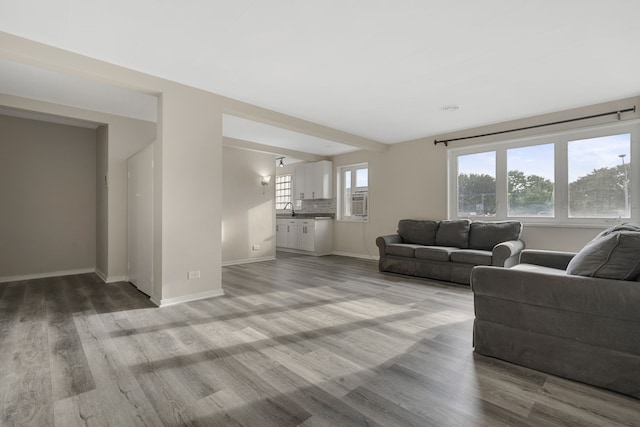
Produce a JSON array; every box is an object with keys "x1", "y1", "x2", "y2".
[
  {"x1": 155, "y1": 288, "x2": 225, "y2": 307},
  {"x1": 0, "y1": 268, "x2": 95, "y2": 283},
  {"x1": 448, "y1": 121, "x2": 639, "y2": 225},
  {"x1": 276, "y1": 248, "x2": 333, "y2": 256},
  {"x1": 95, "y1": 268, "x2": 107, "y2": 282},
  {"x1": 105, "y1": 275, "x2": 128, "y2": 283},
  {"x1": 337, "y1": 162, "x2": 369, "y2": 221},
  {"x1": 332, "y1": 251, "x2": 379, "y2": 260},
  {"x1": 222, "y1": 256, "x2": 276, "y2": 267}
]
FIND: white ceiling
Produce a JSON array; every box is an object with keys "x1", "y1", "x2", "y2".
[{"x1": 1, "y1": 1, "x2": 640, "y2": 152}]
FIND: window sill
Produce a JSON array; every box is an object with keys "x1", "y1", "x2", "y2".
[{"x1": 337, "y1": 217, "x2": 369, "y2": 223}]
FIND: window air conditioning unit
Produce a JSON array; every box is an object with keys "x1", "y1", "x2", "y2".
[{"x1": 351, "y1": 191, "x2": 368, "y2": 216}]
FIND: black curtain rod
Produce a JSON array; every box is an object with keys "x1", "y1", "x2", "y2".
[{"x1": 434, "y1": 106, "x2": 637, "y2": 146}]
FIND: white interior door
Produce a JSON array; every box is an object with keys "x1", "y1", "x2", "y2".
[{"x1": 128, "y1": 145, "x2": 154, "y2": 297}]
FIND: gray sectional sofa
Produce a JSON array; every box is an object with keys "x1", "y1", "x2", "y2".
[
  {"x1": 376, "y1": 219, "x2": 524, "y2": 285},
  {"x1": 472, "y1": 223, "x2": 640, "y2": 398}
]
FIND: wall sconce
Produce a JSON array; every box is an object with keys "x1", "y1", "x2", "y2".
[
  {"x1": 277, "y1": 157, "x2": 285, "y2": 168},
  {"x1": 261, "y1": 175, "x2": 271, "y2": 194}
]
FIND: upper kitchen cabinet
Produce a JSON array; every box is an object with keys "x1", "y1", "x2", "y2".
[{"x1": 293, "y1": 160, "x2": 333, "y2": 200}]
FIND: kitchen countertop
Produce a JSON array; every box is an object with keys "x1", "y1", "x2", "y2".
[{"x1": 276, "y1": 214, "x2": 334, "y2": 219}]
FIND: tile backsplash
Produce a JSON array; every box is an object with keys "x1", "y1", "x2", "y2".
[{"x1": 298, "y1": 198, "x2": 336, "y2": 214}]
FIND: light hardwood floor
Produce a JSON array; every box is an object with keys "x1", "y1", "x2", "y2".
[{"x1": 2, "y1": 253, "x2": 640, "y2": 426}]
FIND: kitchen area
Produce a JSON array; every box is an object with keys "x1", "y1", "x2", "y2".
[{"x1": 276, "y1": 160, "x2": 334, "y2": 256}]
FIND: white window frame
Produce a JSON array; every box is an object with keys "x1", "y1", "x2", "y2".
[
  {"x1": 337, "y1": 163, "x2": 369, "y2": 222},
  {"x1": 447, "y1": 121, "x2": 639, "y2": 226}
]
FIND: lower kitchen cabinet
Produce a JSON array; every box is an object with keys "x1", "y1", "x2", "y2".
[{"x1": 276, "y1": 218, "x2": 333, "y2": 256}]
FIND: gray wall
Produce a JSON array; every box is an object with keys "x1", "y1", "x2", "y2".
[
  {"x1": 0, "y1": 115, "x2": 97, "y2": 279},
  {"x1": 96, "y1": 124, "x2": 108, "y2": 278}
]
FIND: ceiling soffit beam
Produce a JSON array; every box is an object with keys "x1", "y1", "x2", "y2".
[
  {"x1": 223, "y1": 137, "x2": 328, "y2": 162},
  {"x1": 222, "y1": 98, "x2": 388, "y2": 153},
  {"x1": 0, "y1": 32, "x2": 162, "y2": 96}
]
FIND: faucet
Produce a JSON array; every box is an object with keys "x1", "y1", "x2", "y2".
[{"x1": 283, "y1": 202, "x2": 296, "y2": 216}]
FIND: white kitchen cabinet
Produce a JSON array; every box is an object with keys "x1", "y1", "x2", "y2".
[
  {"x1": 286, "y1": 220, "x2": 300, "y2": 249},
  {"x1": 276, "y1": 219, "x2": 288, "y2": 247},
  {"x1": 297, "y1": 220, "x2": 315, "y2": 252},
  {"x1": 275, "y1": 218, "x2": 333, "y2": 255},
  {"x1": 293, "y1": 160, "x2": 333, "y2": 200},
  {"x1": 312, "y1": 160, "x2": 333, "y2": 199},
  {"x1": 294, "y1": 168, "x2": 306, "y2": 200}
]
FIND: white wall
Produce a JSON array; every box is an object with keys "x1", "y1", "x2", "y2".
[
  {"x1": 0, "y1": 115, "x2": 96, "y2": 280},
  {"x1": 156, "y1": 86, "x2": 224, "y2": 302},
  {"x1": 332, "y1": 96, "x2": 640, "y2": 256},
  {"x1": 222, "y1": 147, "x2": 276, "y2": 264},
  {"x1": 332, "y1": 141, "x2": 446, "y2": 258}
]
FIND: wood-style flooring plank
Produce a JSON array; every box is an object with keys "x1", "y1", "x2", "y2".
[
  {"x1": 46, "y1": 276, "x2": 96, "y2": 402},
  {"x1": 1, "y1": 280, "x2": 53, "y2": 427}
]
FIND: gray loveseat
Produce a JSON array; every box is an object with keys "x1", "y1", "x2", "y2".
[
  {"x1": 376, "y1": 219, "x2": 524, "y2": 285},
  {"x1": 472, "y1": 223, "x2": 640, "y2": 398}
]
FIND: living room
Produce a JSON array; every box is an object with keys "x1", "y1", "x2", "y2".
[{"x1": 2, "y1": 2, "x2": 640, "y2": 425}]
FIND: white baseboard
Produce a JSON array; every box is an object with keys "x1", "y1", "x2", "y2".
[
  {"x1": 95, "y1": 269, "x2": 107, "y2": 282},
  {"x1": 0, "y1": 268, "x2": 96, "y2": 284},
  {"x1": 156, "y1": 288, "x2": 225, "y2": 307},
  {"x1": 332, "y1": 251, "x2": 379, "y2": 261},
  {"x1": 105, "y1": 275, "x2": 128, "y2": 283},
  {"x1": 95, "y1": 269, "x2": 128, "y2": 284},
  {"x1": 222, "y1": 256, "x2": 276, "y2": 267}
]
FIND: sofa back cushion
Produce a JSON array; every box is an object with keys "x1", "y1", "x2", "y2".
[
  {"x1": 469, "y1": 221, "x2": 523, "y2": 250},
  {"x1": 435, "y1": 219, "x2": 471, "y2": 248},
  {"x1": 566, "y1": 224, "x2": 640, "y2": 280},
  {"x1": 397, "y1": 220, "x2": 439, "y2": 245}
]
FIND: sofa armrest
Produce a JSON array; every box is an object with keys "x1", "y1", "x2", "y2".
[
  {"x1": 492, "y1": 240, "x2": 525, "y2": 267},
  {"x1": 520, "y1": 249, "x2": 576, "y2": 270},
  {"x1": 376, "y1": 234, "x2": 403, "y2": 257}
]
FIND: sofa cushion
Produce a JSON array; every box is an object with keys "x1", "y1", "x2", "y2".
[
  {"x1": 450, "y1": 249, "x2": 493, "y2": 266},
  {"x1": 397, "y1": 220, "x2": 439, "y2": 245},
  {"x1": 435, "y1": 219, "x2": 470, "y2": 248},
  {"x1": 566, "y1": 226, "x2": 640, "y2": 280},
  {"x1": 469, "y1": 221, "x2": 522, "y2": 250},
  {"x1": 385, "y1": 243, "x2": 422, "y2": 258},
  {"x1": 414, "y1": 246, "x2": 457, "y2": 262}
]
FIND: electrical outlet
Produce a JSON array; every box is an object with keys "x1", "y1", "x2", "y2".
[
  {"x1": 188, "y1": 270, "x2": 201, "y2": 280},
  {"x1": 252, "y1": 244, "x2": 260, "y2": 251}
]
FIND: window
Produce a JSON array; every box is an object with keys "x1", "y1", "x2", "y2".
[
  {"x1": 275, "y1": 174, "x2": 292, "y2": 210},
  {"x1": 449, "y1": 122, "x2": 638, "y2": 225},
  {"x1": 457, "y1": 151, "x2": 496, "y2": 217},
  {"x1": 568, "y1": 134, "x2": 631, "y2": 218},
  {"x1": 338, "y1": 163, "x2": 368, "y2": 221},
  {"x1": 507, "y1": 144, "x2": 554, "y2": 217}
]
